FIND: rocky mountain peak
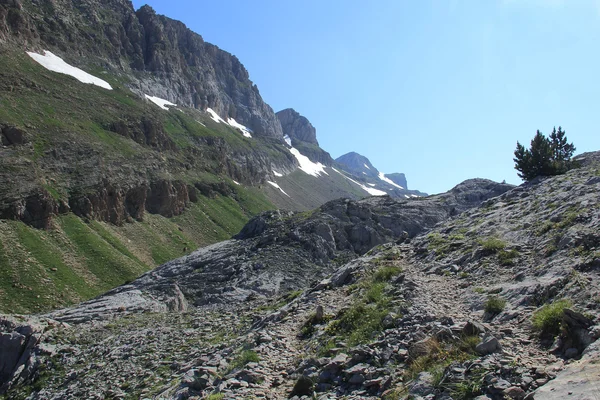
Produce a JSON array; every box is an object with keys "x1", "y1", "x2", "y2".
[
  {"x1": 276, "y1": 108, "x2": 318, "y2": 145},
  {"x1": 336, "y1": 152, "x2": 378, "y2": 179}
]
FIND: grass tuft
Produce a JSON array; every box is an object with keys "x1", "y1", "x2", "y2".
[
  {"x1": 532, "y1": 299, "x2": 572, "y2": 337},
  {"x1": 484, "y1": 296, "x2": 506, "y2": 316}
]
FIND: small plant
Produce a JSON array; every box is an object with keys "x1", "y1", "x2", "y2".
[
  {"x1": 479, "y1": 237, "x2": 506, "y2": 254},
  {"x1": 372, "y1": 265, "x2": 403, "y2": 282},
  {"x1": 228, "y1": 350, "x2": 260, "y2": 371},
  {"x1": 484, "y1": 296, "x2": 506, "y2": 315},
  {"x1": 405, "y1": 336, "x2": 480, "y2": 382},
  {"x1": 206, "y1": 394, "x2": 224, "y2": 400},
  {"x1": 532, "y1": 299, "x2": 573, "y2": 337},
  {"x1": 473, "y1": 287, "x2": 485, "y2": 294},
  {"x1": 498, "y1": 249, "x2": 519, "y2": 266}
]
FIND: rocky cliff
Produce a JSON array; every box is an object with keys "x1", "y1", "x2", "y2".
[
  {"x1": 276, "y1": 108, "x2": 319, "y2": 145},
  {"x1": 385, "y1": 172, "x2": 408, "y2": 190},
  {"x1": 0, "y1": 0, "x2": 283, "y2": 138}
]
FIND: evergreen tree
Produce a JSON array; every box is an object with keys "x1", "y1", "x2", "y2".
[{"x1": 514, "y1": 128, "x2": 576, "y2": 181}]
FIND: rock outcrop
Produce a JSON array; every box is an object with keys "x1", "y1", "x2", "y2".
[
  {"x1": 0, "y1": 317, "x2": 42, "y2": 394},
  {"x1": 48, "y1": 178, "x2": 512, "y2": 322},
  {"x1": 276, "y1": 108, "x2": 318, "y2": 145}
]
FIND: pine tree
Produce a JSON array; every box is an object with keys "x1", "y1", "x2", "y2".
[{"x1": 514, "y1": 128, "x2": 576, "y2": 181}]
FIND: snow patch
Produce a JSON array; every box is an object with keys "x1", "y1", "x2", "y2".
[
  {"x1": 364, "y1": 163, "x2": 370, "y2": 170},
  {"x1": 284, "y1": 135, "x2": 292, "y2": 146},
  {"x1": 273, "y1": 171, "x2": 283, "y2": 177},
  {"x1": 27, "y1": 50, "x2": 113, "y2": 90},
  {"x1": 378, "y1": 172, "x2": 404, "y2": 189},
  {"x1": 367, "y1": 183, "x2": 376, "y2": 187},
  {"x1": 332, "y1": 168, "x2": 387, "y2": 196},
  {"x1": 289, "y1": 148, "x2": 329, "y2": 177},
  {"x1": 411, "y1": 194, "x2": 420, "y2": 198},
  {"x1": 206, "y1": 108, "x2": 226, "y2": 124},
  {"x1": 232, "y1": 180, "x2": 240, "y2": 186},
  {"x1": 405, "y1": 195, "x2": 410, "y2": 198},
  {"x1": 227, "y1": 117, "x2": 253, "y2": 138},
  {"x1": 145, "y1": 94, "x2": 176, "y2": 110},
  {"x1": 267, "y1": 181, "x2": 290, "y2": 197}
]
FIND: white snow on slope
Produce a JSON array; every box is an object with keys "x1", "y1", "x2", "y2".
[
  {"x1": 332, "y1": 168, "x2": 387, "y2": 196},
  {"x1": 232, "y1": 180, "x2": 240, "y2": 186},
  {"x1": 27, "y1": 51, "x2": 113, "y2": 90},
  {"x1": 145, "y1": 95, "x2": 176, "y2": 110},
  {"x1": 405, "y1": 195, "x2": 410, "y2": 198},
  {"x1": 289, "y1": 148, "x2": 329, "y2": 177},
  {"x1": 206, "y1": 108, "x2": 226, "y2": 124},
  {"x1": 273, "y1": 171, "x2": 283, "y2": 177},
  {"x1": 364, "y1": 163, "x2": 370, "y2": 170},
  {"x1": 284, "y1": 135, "x2": 292, "y2": 146},
  {"x1": 227, "y1": 117, "x2": 253, "y2": 138},
  {"x1": 267, "y1": 181, "x2": 290, "y2": 197},
  {"x1": 378, "y1": 172, "x2": 404, "y2": 189}
]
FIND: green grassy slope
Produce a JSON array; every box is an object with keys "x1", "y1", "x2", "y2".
[
  {"x1": 0, "y1": 48, "x2": 279, "y2": 314},
  {"x1": 0, "y1": 185, "x2": 274, "y2": 314}
]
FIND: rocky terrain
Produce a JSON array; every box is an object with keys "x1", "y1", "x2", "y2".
[{"x1": 2, "y1": 152, "x2": 599, "y2": 399}]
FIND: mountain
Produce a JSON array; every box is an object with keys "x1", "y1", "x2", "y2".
[
  {"x1": 0, "y1": 0, "x2": 429, "y2": 314},
  {"x1": 1, "y1": 152, "x2": 598, "y2": 399},
  {"x1": 336, "y1": 151, "x2": 428, "y2": 198}
]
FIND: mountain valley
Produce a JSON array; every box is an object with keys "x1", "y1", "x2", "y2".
[{"x1": 0, "y1": 1, "x2": 599, "y2": 400}]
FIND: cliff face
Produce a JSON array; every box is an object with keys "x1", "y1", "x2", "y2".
[
  {"x1": 0, "y1": 0, "x2": 283, "y2": 138},
  {"x1": 276, "y1": 108, "x2": 318, "y2": 145}
]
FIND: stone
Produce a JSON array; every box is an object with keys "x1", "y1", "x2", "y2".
[
  {"x1": 290, "y1": 375, "x2": 314, "y2": 397},
  {"x1": 476, "y1": 334, "x2": 501, "y2": 355},
  {"x1": 503, "y1": 386, "x2": 526, "y2": 399},
  {"x1": 564, "y1": 347, "x2": 579, "y2": 359}
]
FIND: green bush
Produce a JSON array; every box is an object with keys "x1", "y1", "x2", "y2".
[
  {"x1": 479, "y1": 237, "x2": 506, "y2": 254},
  {"x1": 532, "y1": 299, "x2": 572, "y2": 336},
  {"x1": 484, "y1": 296, "x2": 506, "y2": 315},
  {"x1": 372, "y1": 265, "x2": 403, "y2": 282}
]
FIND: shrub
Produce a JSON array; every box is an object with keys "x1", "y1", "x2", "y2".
[
  {"x1": 498, "y1": 249, "x2": 519, "y2": 266},
  {"x1": 372, "y1": 265, "x2": 403, "y2": 282},
  {"x1": 484, "y1": 296, "x2": 506, "y2": 315},
  {"x1": 479, "y1": 237, "x2": 506, "y2": 254},
  {"x1": 532, "y1": 299, "x2": 572, "y2": 337}
]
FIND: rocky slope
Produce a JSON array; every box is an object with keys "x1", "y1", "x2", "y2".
[{"x1": 1, "y1": 152, "x2": 598, "y2": 399}]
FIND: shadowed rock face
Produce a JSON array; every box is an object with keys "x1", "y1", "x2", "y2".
[
  {"x1": 49, "y1": 179, "x2": 513, "y2": 323},
  {"x1": 276, "y1": 108, "x2": 318, "y2": 145},
  {"x1": 0, "y1": 0, "x2": 283, "y2": 138}
]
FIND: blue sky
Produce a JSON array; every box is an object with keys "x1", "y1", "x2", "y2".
[{"x1": 132, "y1": 0, "x2": 599, "y2": 194}]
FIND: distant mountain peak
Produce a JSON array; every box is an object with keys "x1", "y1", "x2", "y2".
[{"x1": 335, "y1": 152, "x2": 426, "y2": 197}]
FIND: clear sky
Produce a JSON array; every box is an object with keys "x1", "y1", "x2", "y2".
[{"x1": 131, "y1": 0, "x2": 599, "y2": 194}]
